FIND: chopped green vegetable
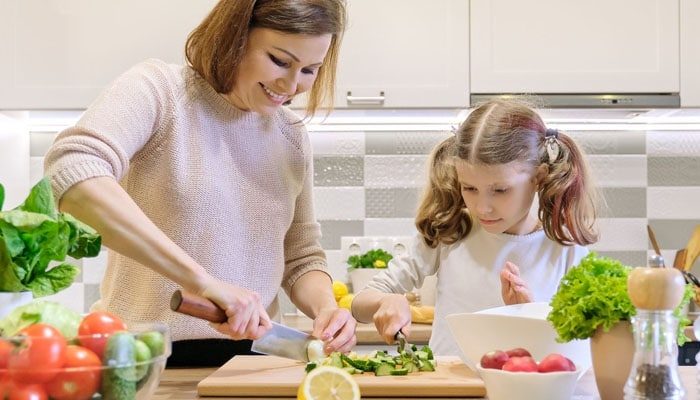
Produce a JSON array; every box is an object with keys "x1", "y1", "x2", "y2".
[
  {"x1": 547, "y1": 253, "x2": 692, "y2": 345},
  {"x1": 307, "y1": 345, "x2": 437, "y2": 377}
]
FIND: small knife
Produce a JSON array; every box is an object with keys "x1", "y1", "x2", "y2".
[
  {"x1": 170, "y1": 290, "x2": 313, "y2": 362},
  {"x1": 394, "y1": 329, "x2": 414, "y2": 357}
]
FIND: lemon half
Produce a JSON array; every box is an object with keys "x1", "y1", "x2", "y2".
[{"x1": 297, "y1": 366, "x2": 360, "y2": 400}]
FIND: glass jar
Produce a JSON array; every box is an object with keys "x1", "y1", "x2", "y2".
[{"x1": 624, "y1": 310, "x2": 684, "y2": 399}]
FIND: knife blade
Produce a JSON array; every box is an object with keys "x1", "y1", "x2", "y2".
[{"x1": 170, "y1": 290, "x2": 312, "y2": 362}]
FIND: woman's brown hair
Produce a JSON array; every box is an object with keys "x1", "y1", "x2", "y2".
[
  {"x1": 417, "y1": 99, "x2": 600, "y2": 247},
  {"x1": 185, "y1": 0, "x2": 346, "y2": 117}
]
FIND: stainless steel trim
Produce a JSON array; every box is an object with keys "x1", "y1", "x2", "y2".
[
  {"x1": 347, "y1": 91, "x2": 385, "y2": 106},
  {"x1": 470, "y1": 93, "x2": 680, "y2": 108}
]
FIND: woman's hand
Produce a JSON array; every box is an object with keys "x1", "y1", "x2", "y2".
[
  {"x1": 198, "y1": 277, "x2": 272, "y2": 340},
  {"x1": 500, "y1": 261, "x2": 533, "y2": 305},
  {"x1": 312, "y1": 307, "x2": 357, "y2": 354},
  {"x1": 372, "y1": 294, "x2": 412, "y2": 344}
]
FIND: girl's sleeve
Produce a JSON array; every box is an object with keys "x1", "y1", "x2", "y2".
[
  {"x1": 281, "y1": 122, "x2": 329, "y2": 294},
  {"x1": 565, "y1": 245, "x2": 590, "y2": 271},
  {"x1": 364, "y1": 234, "x2": 440, "y2": 294},
  {"x1": 44, "y1": 59, "x2": 175, "y2": 202}
]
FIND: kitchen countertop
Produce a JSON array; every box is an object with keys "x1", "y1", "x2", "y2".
[
  {"x1": 280, "y1": 314, "x2": 432, "y2": 345},
  {"x1": 153, "y1": 365, "x2": 697, "y2": 399}
]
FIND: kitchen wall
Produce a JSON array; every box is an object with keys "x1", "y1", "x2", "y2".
[{"x1": 4, "y1": 110, "x2": 700, "y2": 314}]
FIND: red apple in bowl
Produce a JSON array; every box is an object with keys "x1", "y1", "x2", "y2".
[{"x1": 480, "y1": 350, "x2": 510, "y2": 370}]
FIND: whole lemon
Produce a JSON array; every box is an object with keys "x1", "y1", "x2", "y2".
[
  {"x1": 332, "y1": 281, "x2": 349, "y2": 302},
  {"x1": 338, "y1": 294, "x2": 355, "y2": 310}
]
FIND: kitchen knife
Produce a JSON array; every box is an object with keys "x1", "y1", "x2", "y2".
[{"x1": 170, "y1": 290, "x2": 313, "y2": 362}]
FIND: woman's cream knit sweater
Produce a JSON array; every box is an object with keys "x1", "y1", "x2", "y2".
[{"x1": 44, "y1": 59, "x2": 328, "y2": 341}]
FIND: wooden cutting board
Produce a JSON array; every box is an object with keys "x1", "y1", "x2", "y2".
[{"x1": 197, "y1": 355, "x2": 485, "y2": 397}]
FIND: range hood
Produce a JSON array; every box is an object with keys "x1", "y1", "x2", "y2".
[{"x1": 470, "y1": 93, "x2": 680, "y2": 109}]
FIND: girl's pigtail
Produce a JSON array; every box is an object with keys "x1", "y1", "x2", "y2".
[
  {"x1": 415, "y1": 136, "x2": 471, "y2": 248},
  {"x1": 538, "y1": 131, "x2": 599, "y2": 246}
]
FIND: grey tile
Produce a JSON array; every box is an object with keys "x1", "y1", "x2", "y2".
[
  {"x1": 647, "y1": 220, "x2": 700, "y2": 250},
  {"x1": 648, "y1": 157, "x2": 700, "y2": 186},
  {"x1": 83, "y1": 283, "x2": 101, "y2": 313},
  {"x1": 366, "y1": 131, "x2": 451, "y2": 155},
  {"x1": 366, "y1": 188, "x2": 421, "y2": 218},
  {"x1": 595, "y1": 251, "x2": 648, "y2": 267},
  {"x1": 314, "y1": 156, "x2": 364, "y2": 186},
  {"x1": 319, "y1": 220, "x2": 364, "y2": 250},
  {"x1": 599, "y1": 188, "x2": 647, "y2": 218},
  {"x1": 568, "y1": 131, "x2": 646, "y2": 155}
]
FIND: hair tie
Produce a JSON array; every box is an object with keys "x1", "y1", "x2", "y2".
[
  {"x1": 544, "y1": 129, "x2": 560, "y2": 164},
  {"x1": 545, "y1": 128, "x2": 559, "y2": 139}
]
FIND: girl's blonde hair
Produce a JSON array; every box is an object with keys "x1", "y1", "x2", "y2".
[
  {"x1": 416, "y1": 136, "x2": 472, "y2": 248},
  {"x1": 185, "y1": 0, "x2": 346, "y2": 118},
  {"x1": 417, "y1": 99, "x2": 599, "y2": 248}
]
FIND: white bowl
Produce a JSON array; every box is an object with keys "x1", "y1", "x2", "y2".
[
  {"x1": 445, "y1": 302, "x2": 591, "y2": 379},
  {"x1": 476, "y1": 366, "x2": 578, "y2": 400}
]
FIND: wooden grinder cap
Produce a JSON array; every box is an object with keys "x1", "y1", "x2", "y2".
[{"x1": 628, "y1": 255, "x2": 686, "y2": 311}]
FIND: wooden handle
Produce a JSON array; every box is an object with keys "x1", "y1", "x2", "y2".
[{"x1": 170, "y1": 290, "x2": 227, "y2": 323}]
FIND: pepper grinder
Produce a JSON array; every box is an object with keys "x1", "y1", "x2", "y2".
[{"x1": 624, "y1": 254, "x2": 687, "y2": 400}]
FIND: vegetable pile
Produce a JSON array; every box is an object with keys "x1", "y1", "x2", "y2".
[
  {"x1": 0, "y1": 301, "x2": 166, "y2": 400},
  {"x1": 305, "y1": 345, "x2": 436, "y2": 376},
  {"x1": 547, "y1": 253, "x2": 693, "y2": 344},
  {"x1": 0, "y1": 178, "x2": 101, "y2": 297}
]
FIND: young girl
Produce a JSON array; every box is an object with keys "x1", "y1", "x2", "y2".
[{"x1": 351, "y1": 99, "x2": 600, "y2": 356}]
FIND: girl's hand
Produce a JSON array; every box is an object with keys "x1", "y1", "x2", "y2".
[
  {"x1": 199, "y1": 277, "x2": 272, "y2": 340},
  {"x1": 312, "y1": 307, "x2": 357, "y2": 354},
  {"x1": 372, "y1": 294, "x2": 412, "y2": 344},
  {"x1": 500, "y1": 261, "x2": 533, "y2": 305}
]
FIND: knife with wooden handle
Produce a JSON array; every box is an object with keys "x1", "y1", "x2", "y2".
[
  {"x1": 170, "y1": 289, "x2": 227, "y2": 323},
  {"x1": 170, "y1": 290, "x2": 315, "y2": 362}
]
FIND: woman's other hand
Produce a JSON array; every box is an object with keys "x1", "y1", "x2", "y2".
[
  {"x1": 199, "y1": 277, "x2": 273, "y2": 340},
  {"x1": 312, "y1": 307, "x2": 357, "y2": 354},
  {"x1": 500, "y1": 261, "x2": 533, "y2": 305},
  {"x1": 372, "y1": 294, "x2": 411, "y2": 344}
]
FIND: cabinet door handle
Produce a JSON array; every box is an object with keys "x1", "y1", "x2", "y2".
[{"x1": 346, "y1": 91, "x2": 385, "y2": 106}]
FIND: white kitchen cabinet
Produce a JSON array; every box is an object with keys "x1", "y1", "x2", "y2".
[
  {"x1": 681, "y1": 0, "x2": 700, "y2": 107},
  {"x1": 332, "y1": 0, "x2": 469, "y2": 108},
  {"x1": 0, "y1": 0, "x2": 217, "y2": 109},
  {"x1": 470, "y1": 0, "x2": 679, "y2": 94}
]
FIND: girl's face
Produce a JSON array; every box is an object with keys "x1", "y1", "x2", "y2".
[
  {"x1": 226, "y1": 28, "x2": 332, "y2": 115},
  {"x1": 454, "y1": 160, "x2": 543, "y2": 235}
]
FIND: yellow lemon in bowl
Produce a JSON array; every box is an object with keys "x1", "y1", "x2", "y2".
[
  {"x1": 297, "y1": 366, "x2": 360, "y2": 400},
  {"x1": 332, "y1": 281, "x2": 349, "y2": 302}
]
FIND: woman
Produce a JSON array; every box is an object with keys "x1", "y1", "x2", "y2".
[{"x1": 44, "y1": 0, "x2": 354, "y2": 367}]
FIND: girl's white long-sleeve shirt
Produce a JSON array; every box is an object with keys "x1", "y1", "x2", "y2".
[{"x1": 363, "y1": 222, "x2": 589, "y2": 356}]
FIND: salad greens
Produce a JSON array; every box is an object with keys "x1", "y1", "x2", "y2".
[
  {"x1": 347, "y1": 248, "x2": 393, "y2": 269},
  {"x1": 0, "y1": 178, "x2": 101, "y2": 297},
  {"x1": 548, "y1": 253, "x2": 693, "y2": 345},
  {"x1": 0, "y1": 300, "x2": 81, "y2": 338}
]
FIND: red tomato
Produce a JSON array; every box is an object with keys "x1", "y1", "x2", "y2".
[
  {"x1": 8, "y1": 383, "x2": 48, "y2": 400},
  {"x1": 78, "y1": 311, "x2": 127, "y2": 359},
  {"x1": 0, "y1": 340, "x2": 13, "y2": 378},
  {"x1": 45, "y1": 345, "x2": 102, "y2": 400},
  {"x1": 8, "y1": 324, "x2": 67, "y2": 384},
  {"x1": 0, "y1": 377, "x2": 16, "y2": 399}
]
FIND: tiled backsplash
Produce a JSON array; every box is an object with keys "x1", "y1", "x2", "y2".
[{"x1": 10, "y1": 119, "x2": 700, "y2": 315}]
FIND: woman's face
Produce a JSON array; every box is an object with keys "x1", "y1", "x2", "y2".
[
  {"x1": 454, "y1": 160, "x2": 542, "y2": 235},
  {"x1": 226, "y1": 28, "x2": 332, "y2": 115}
]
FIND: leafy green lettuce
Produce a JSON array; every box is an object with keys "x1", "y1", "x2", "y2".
[
  {"x1": 0, "y1": 178, "x2": 102, "y2": 297},
  {"x1": 548, "y1": 253, "x2": 692, "y2": 345},
  {"x1": 0, "y1": 300, "x2": 81, "y2": 338}
]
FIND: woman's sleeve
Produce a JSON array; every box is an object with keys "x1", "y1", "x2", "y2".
[
  {"x1": 281, "y1": 123, "x2": 329, "y2": 294},
  {"x1": 364, "y1": 234, "x2": 440, "y2": 294},
  {"x1": 44, "y1": 59, "x2": 175, "y2": 202}
]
